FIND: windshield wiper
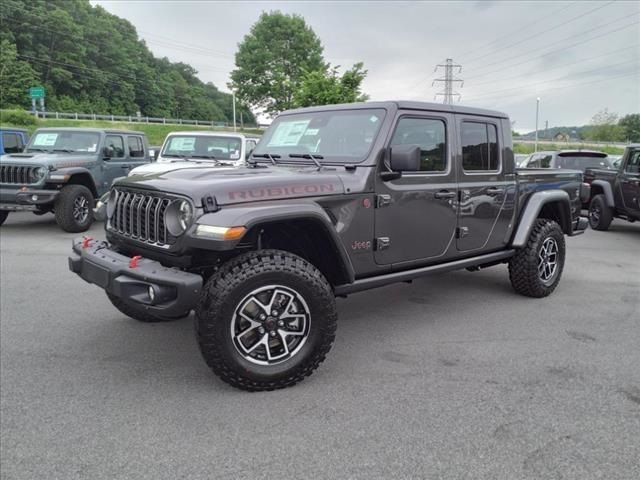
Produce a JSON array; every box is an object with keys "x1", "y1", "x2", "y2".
[
  {"x1": 26, "y1": 148, "x2": 51, "y2": 152},
  {"x1": 162, "y1": 153, "x2": 186, "y2": 158},
  {"x1": 189, "y1": 154, "x2": 217, "y2": 160},
  {"x1": 53, "y1": 148, "x2": 74, "y2": 153},
  {"x1": 289, "y1": 153, "x2": 324, "y2": 169},
  {"x1": 251, "y1": 153, "x2": 281, "y2": 165}
]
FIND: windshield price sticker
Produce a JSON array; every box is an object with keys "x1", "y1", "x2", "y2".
[
  {"x1": 33, "y1": 133, "x2": 58, "y2": 147},
  {"x1": 169, "y1": 137, "x2": 196, "y2": 151},
  {"x1": 267, "y1": 120, "x2": 311, "y2": 147}
]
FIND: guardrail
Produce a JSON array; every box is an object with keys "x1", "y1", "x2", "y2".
[
  {"x1": 27, "y1": 111, "x2": 263, "y2": 129},
  {"x1": 514, "y1": 139, "x2": 630, "y2": 148}
]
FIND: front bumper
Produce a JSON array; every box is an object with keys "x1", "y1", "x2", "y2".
[
  {"x1": 68, "y1": 238, "x2": 203, "y2": 319},
  {"x1": 0, "y1": 187, "x2": 59, "y2": 211},
  {"x1": 570, "y1": 215, "x2": 589, "y2": 236}
]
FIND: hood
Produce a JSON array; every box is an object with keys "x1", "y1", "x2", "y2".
[
  {"x1": 129, "y1": 160, "x2": 239, "y2": 177},
  {"x1": 118, "y1": 164, "x2": 346, "y2": 206},
  {"x1": 0, "y1": 152, "x2": 96, "y2": 169}
]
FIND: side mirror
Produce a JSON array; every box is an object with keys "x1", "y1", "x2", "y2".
[
  {"x1": 102, "y1": 146, "x2": 114, "y2": 159},
  {"x1": 390, "y1": 144, "x2": 421, "y2": 172},
  {"x1": 245, "y1": 147, "x2": 255, "y2": 160}
]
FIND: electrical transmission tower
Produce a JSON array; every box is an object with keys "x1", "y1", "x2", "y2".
[{"x1": 433, "y1": 58, "x2": 463, "y2": 104}]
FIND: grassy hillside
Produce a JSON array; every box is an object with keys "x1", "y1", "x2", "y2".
[
  {"x1": 0, "y1": 117, "x2": 262, "y2": 145},
  {"x1": 513, "y1": 142, "x2": 625, "y2": 155}
]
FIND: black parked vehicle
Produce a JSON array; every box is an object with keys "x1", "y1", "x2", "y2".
[
  {"x1": 69, "y1": 101, "x2": 589, "y2": 391},
  {"x1": 521, "y1": 150, "x2": 613, "y2": 172},
  {"x1": 585, "y1": 144, "x2": 640, "y2": 230}
]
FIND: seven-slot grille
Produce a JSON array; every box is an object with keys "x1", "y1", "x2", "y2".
[
  {"x1": 0, "y1": 165, "x2": 39, "y2": 185},
  {"x1": 109, "y1": 188, "x2": 175, "y2": 246}
]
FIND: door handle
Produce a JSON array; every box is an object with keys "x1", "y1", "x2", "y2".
[
  {"x1": 486, "y1": 187, "x2": 504, "y2": 195},
  {"x1": 120, "y1": 165, "x2": 131, "y2": 169},
  {"x1": 434, "y1": 190, "x2": 456, "y2": 200}
]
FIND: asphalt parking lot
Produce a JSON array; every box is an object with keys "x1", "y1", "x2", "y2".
[{"x1": 1, "y1": 212, "x2": 638, "y2": 480}]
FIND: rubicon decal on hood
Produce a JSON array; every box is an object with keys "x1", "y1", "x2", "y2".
[
  {"x1": 228, "y1": 183, "x2": 336, "y2": 201},
  {"x1": 52, "y1": 161, "x2": 94, "y2": 168}
]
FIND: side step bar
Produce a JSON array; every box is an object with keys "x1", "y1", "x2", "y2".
[{"x1": 334, "y1": 250, "x2": 515, "y2": 296}]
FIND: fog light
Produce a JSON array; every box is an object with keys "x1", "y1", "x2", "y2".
[
  {"x1": 31, "y1": 195, "x2": 38, "y2": 202},
  {"x1": 148, "y1": 286, "x2": 156, "y2": 302}
]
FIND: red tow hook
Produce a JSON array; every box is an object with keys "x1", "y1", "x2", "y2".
[
  {"x1": 82, "y1": 236, "x2": 94, "y2": 249},
  {"x1": 129, "y1": 255, "x2": 143, "y2": 269}
]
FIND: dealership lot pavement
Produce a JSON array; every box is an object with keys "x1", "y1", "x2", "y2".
[{"x1": 1, "y1": 212, "x2": 638, "y2": 480}]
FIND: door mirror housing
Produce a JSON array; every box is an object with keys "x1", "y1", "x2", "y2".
[
  {"x1": 102, "y1": 146, "x2": 114, "y2": 159},
  {"x1": 390, "y1": 144, "x2": 421, "y2": 172}
]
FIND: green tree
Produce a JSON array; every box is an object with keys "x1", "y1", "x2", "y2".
[
  {"x1": 618, "y1": 113, "x2": 640, "y2": 142},
  {"x1": 229, "y1": 11, "x2": 325, "y2": 115},
  {"x1": 293, "y1": 63, "x2": 369, "y2": 108},
  {"x1": 585, "y1": 108, "x2": 625, "y2": 142},
  {"x1": 0, "y1": 40, "x2": 39, "y2": 108}
]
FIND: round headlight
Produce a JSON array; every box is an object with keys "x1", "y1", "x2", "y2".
[
  {"x1": 106, "y1": 190, "x2": 118, "y2": 218},
  {"x1": 165, "y1": 199, "x2": 193, "y2": 236},
  {"x1": 30, "y1": 166, "x2": 48, "y2": 183}
]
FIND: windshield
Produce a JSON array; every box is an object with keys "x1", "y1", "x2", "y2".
[
  {"x1": 161, "y1": 135, "x2": 242, "y2": 161},
  {"x1": 253, "y1": 109, "x2": 386, "y2": 163},
  {"x1": 556, "y1": 154, "x2": 612, "y2": 171},
  {"x1": 27, "y1": 131, "x2": 100, "y2": 153}
]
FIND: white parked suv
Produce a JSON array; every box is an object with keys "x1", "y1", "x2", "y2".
[{"x1": 128, "y1": 131, "x2": 260, "y2": 176}]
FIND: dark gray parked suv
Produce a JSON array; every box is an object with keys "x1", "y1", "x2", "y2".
[
  {"x1": 69, "y1": 101, "x2": 589, "y2": 391},
  {"x1": 0, "y1": 128, "x2": 150, "y2": 231}
]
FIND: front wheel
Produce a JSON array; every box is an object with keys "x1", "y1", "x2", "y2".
[
  {"x1": 54, "y1": 184, "x2": 94, "y2": 232},
  {"x1": 509, "y1": 219, "x2": 565, "y2": 298},
  {"x1": 195, "y1": 250, "x2": 337, "y2": 391}
]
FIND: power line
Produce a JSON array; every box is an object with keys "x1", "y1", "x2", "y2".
[
  {"x1": 464, "y1": 59, "x2": 637, "y2": 101},
  {"x1": 470, "y1": 46, "x2": 638, "y2": 88},
  {"x1": 456, "y1": 1, "x2": 579, "y2": 62},
  {"x1": 463, "y1": 0, "x2": 616, "y2": 67},
  {"x1": 467, "y1": 70, "x2": 638, "y2": 107},
  {"x1": 465, "y1": 17, "x2": 640, "y2": 81}
]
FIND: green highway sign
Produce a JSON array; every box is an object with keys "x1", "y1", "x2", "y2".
[{"x1": 29, "y1": 86, "x2": 45, "y2": 99}]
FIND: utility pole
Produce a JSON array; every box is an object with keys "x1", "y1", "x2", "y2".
[
  {"x1": 433, "y1": 58, "x2": 463, "y2": 104},
  {"x1": 232, "y1": 92, "x2": 237, "y2": 132},
  {"x1": 534, "y1": 97, "x2": 540, "y2": 153},
  {"x1": 544, "y1": 120, "x2": 548, "y2": 140}
]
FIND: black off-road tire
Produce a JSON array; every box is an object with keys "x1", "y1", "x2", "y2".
[
  {"x1": 106, "y1": 293, "x2": 176, "y2": 323},
  {"x1": 509, "y1": 219, "x2": 565, "y2": 298},
  {"x1": 588, "y1": 194, "x2": 613, "y2": 231},
  {"x1": 0, "y1": 210, "x2": 8, "y2": 226},
  {"x1": 54, "y1": 184, "x2": 94, "y2": 233},
  {"x1": 195, "y1": 249, "x2": 337, "y2": 392}
]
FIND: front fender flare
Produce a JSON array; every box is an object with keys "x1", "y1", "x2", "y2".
[
  {"x1": 590, "y1": 180, "x2": 615, "y2": 208},
  {"x1": 187, "y1": 202, "x2": 356, "y2": 283},
  {"x1": 510, "y1": 190, "x2": 571, "y2": 248}
]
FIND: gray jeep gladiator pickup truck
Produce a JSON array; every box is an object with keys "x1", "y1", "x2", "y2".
[
  {"x1": 585, "y1": 144, "x2": 640, "y2": 230},
  {"x1": 69, "y1": 101, "x2": 589, "y2": 391},
  {"x1": 0, "y1": 128, "x2": 150, "y2": 231}
]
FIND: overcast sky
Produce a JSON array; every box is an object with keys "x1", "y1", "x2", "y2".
[{"x1": 92, "y1": 0, "x2": 639, "y2": 131}]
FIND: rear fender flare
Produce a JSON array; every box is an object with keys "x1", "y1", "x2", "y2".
[{"x1": 511, "y1": 190, "x2": 571, "y2": 248}]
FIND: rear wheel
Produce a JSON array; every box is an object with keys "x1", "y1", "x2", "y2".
[
  {"x1": 0, "y1": 210, "x2": 8, "y2": 226},
  {"x1": 54, "y1": 184, "x2": 94, "y2": 232},
  {"x1": 196, "y1": 249, "x2": 337, "y2": 391},
  {"x1": 509, "y1": 219, "x2": 565, "y2": 298},
  {"x1": 588, "y1": 194, "x2": 613, "y2": 231},
  {"x1": 106, "y1": 293, "x2": 176, "y2": 323}
]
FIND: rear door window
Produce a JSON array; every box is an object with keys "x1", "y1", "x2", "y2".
[
  {"x1": 127, "y1": 136, "x2": 145, "y2": 158},
  {"x1": 461, "y1": 122, "x2": 499, "y2": 172}
]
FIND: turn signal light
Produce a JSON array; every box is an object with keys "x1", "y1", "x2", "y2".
[{"x1": 194, "y1": 225, "x2": 246, "y2": 240}]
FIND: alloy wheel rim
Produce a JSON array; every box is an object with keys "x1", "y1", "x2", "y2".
[
  {"x1": 589, "y1": 204, "x2": 601, "y2": 225},
  {"x1": 230, "y1": 285, "x2": 311, "y2": 366},
  {"x1": 73, "y1": 196, "x2": 89, "y2": 223},
  {"x1": 538, "y1": 237, "x2": 559, "y2": 284}
]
